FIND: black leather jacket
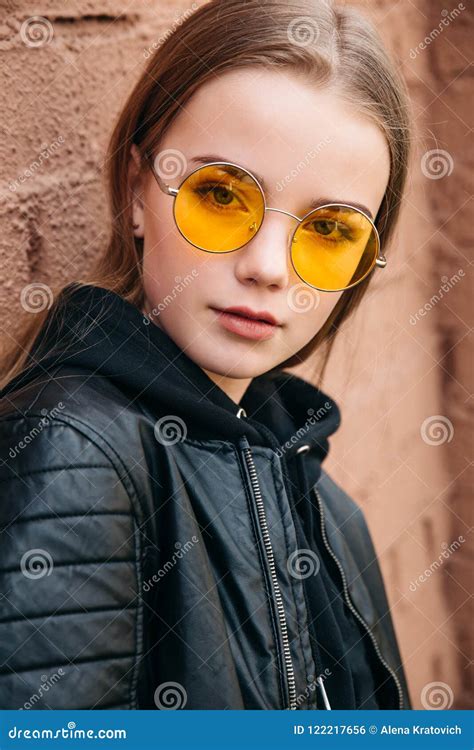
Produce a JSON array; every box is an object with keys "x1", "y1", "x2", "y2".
[{"x1": 0, "y1": 283, "x2": 411, "y2": 710}]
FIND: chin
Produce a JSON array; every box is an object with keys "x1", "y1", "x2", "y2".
[{"x1": 195, "y1": 349, "x2": 274, "y2": 380}]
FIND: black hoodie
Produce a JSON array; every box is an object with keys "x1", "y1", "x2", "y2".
[
  {"x1": 0, "y1": 282, "x2": 392, "y2": 709},
  {"x1": 2, "y1": 282, "x2": 340, "y2": 486}
]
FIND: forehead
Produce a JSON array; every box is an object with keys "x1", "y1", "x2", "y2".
[{"x1": 160, "y1": 68, "x2": 391, "y2": 217}]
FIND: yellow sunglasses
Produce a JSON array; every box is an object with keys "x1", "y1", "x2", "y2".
[{"x1": 148, "y1": 157, "x2": 387, "y2": 293}]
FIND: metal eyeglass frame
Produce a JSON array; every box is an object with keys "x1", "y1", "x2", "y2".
[{"x1": 148, "y1": 157, "x2": 387, "y2": 292}]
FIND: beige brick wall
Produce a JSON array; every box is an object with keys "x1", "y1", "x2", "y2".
[
  {"x1": 301, "y1": 0, "x2": 472, "y2": 710},
  {"x1": 1, "y1": 0, "x2": 471, "y2": 709}
]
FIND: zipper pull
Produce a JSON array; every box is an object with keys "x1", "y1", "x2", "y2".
[{"x1": 236, "y1": 407, "x2": 247, "y2": 418}]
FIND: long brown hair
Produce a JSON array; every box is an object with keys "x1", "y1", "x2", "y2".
[{"x1": 1, "y1": 0, "x2": 413, "y2": 390}]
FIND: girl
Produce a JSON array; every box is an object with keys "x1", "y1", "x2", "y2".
[{"x1": 0, "y1": 0, "x2": 412, "y2": 710}]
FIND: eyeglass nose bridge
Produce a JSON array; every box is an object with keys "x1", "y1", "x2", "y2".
[
  {"x1": 250, "y1": 204, "x2": 303, "y2": 256},
  {"x1": 248, "y1": 205, "x2": 302, "y2": 248},
  {"x1": 264, "y1": 205, "x2": 301, "y2": 222}
]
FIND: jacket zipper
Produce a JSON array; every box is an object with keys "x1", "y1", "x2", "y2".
[
  {"x1": 241, "y1": 440, "x2": 298, "y2": 710},
  {"x1": 313, "y1": 486, "x2": 404, "y2": 710}
]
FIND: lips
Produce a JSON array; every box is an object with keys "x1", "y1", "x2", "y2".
[
  {"x1": 211, "y1": 306, "x2": 281, "y2": 341},
  {"x1": 217, "y1": 306, "x2": 281, "y2": 326}
]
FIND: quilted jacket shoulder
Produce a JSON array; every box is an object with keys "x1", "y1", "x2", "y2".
[{"x1": 0, "y1": 374, "x2": 147, "y2": 709}]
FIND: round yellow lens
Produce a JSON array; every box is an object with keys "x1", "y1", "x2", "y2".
[
  {"x1": 174, "y1": 164, "x2": 265, "y2": 252},
  {"x1": 291, "y1": 205, "x2": 379, "y2": 291}
]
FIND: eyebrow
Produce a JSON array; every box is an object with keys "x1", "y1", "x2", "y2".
[{"x1": 189, "y1": 154, "x2": 374, "y2": 220}]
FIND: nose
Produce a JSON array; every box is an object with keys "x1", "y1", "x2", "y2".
[{"x1": 233, "y1": 210, "x2": 294, "y2": 289}]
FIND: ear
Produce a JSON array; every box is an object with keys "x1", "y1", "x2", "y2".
[{"x1": 128, "y1": 143, "x2": 145, "y2": 238}]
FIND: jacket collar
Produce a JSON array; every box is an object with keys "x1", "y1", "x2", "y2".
[{"x1": 2, "y1": 282, "x2": 341, "y2": 469}]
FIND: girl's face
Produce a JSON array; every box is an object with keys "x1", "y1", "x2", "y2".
[{"x1": 131, "y1": 68, "x2": 390, "y2": 399}]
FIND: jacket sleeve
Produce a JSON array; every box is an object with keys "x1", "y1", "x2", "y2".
[{"x1": 0, "y1": 416, "x2": 142, "y2": 709}]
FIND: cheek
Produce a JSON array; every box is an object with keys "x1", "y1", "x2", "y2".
[
  {"x1": 286, "y1": 285, "x2": 344, "y2": 319},
  {"x1": 142, "y1": 198, "x2": 194, "y2": 286},
  {"x1": 141, "y1": 221, "x2": 217, "y2": 319},
  {"x1": 319, "y1": 289, "x2": 345, "y2": 319},
  {"x1": 286, "y1": 288, "x2": 344, "y2": 340}
]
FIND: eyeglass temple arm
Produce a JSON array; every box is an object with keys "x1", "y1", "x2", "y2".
[
  {"x1": 148, "y1": 159, "x2": 179, "y2": 197},
  {"x1": 370, "y1": 207, "x2": 387, "y2": 267}
]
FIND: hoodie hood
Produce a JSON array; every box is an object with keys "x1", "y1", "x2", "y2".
[{"x1": 1, "y1": 282, "x2": 341, "y2": 478}]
